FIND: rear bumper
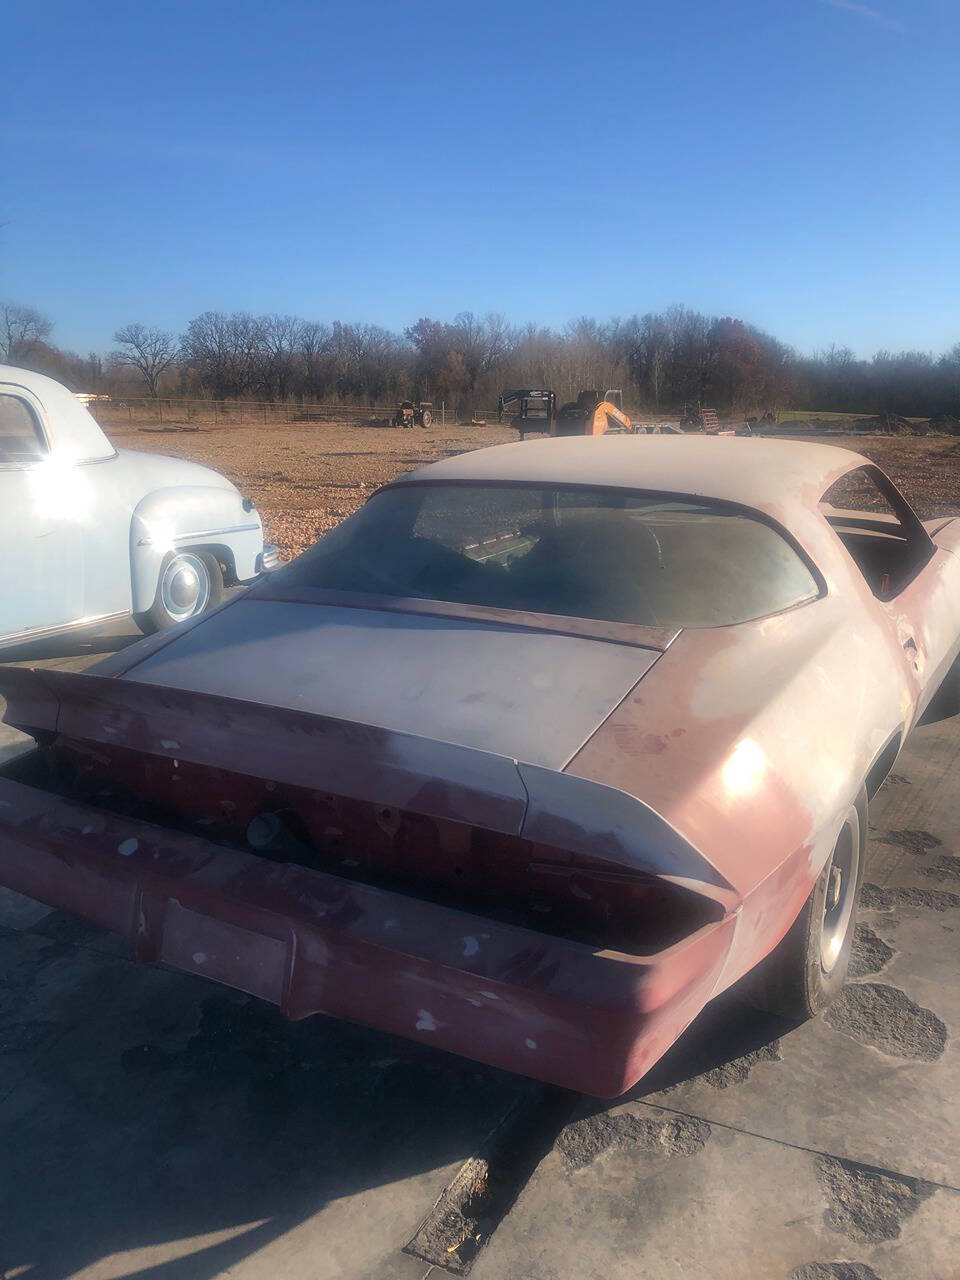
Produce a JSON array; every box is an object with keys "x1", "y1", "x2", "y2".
[{"x1": 0, "y1": 775, "x2": 735, "y2": 1096}]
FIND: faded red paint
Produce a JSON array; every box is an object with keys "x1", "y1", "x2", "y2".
[{"x1": 1, "y1": 441, "x2": 959, "y2": 1095}]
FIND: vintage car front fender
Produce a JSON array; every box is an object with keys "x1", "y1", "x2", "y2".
[{"x1": 130, "y1": 485, "x2": 263, "y2": 612}]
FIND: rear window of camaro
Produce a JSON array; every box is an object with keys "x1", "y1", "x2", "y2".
[{"x1": 273, "y1": 483, "x2": 821, "y2": 628}]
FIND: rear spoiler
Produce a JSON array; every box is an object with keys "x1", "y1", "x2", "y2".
[{"x1": 0, "y1": 667, "x2": 736, "y2": 906}]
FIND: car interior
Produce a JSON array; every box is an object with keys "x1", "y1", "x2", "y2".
[{"x1": 820, "y1": 466, "x2": 934, "y2": 598}]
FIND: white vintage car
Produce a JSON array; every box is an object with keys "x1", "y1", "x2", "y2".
[{"x1": 0, "y1": 365, "x2": 276, "y2": 647}]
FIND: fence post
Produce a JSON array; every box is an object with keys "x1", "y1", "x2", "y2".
[
  {"x1": 239, "y1": 402, "x2": 244, "y2": 424},
  {"x1": 441, "y1": 401, "x2": 445, "y2": 426},
  {"x1": 158, "y1": 398, "x2": 163, "y2": 425}
]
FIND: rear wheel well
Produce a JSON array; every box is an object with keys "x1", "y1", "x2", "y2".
[{"x1": 865, "y1": 730, "x2": 902, "y2": 799}]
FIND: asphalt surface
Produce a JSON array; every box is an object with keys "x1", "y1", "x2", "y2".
[{"x1": 0, "y1": 621, "x2": 958, "y2": 1279}]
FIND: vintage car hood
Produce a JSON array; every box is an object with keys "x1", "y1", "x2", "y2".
[{"x1": 118, "y1": 598, "x2": 665, "y2": 769}]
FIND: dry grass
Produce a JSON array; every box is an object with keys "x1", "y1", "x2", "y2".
[{"x1": 102, "y1": 419, "x2": 960, "y2": 564}]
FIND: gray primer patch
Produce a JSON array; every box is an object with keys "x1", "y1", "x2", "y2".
[
  {"x1": 557, "y1": 1109, "x2": 709, "y2": 1171},
  {"x1": 792, "y1": 1264, "x2": 883, "y2": 1280},
  {"x1": 917, "y1": 854, "x2": 960, "y2": 881},
  {"x1": 825, "y1": 983, "x2": 947, "y2": 1061},
  {"x1": 848, "y1": 925, "x2": 894, "y2": 979},
  {"x1": 876, "y1": 829, "x2": 941, "y2": 856},
  {"x1": 816, "y1": 1155, "x2": 933, "y2": 1242},
  {"x1": 860, "y1": 882, "x2": 960, "y2": 912}
]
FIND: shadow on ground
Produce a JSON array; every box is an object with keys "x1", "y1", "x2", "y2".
[
  {"x1": 0, "y1": 910, "x2": 799, "y2": 1280},
  {"x1": 0, "y1": 916, "x2": 536, "y2": 1280}
]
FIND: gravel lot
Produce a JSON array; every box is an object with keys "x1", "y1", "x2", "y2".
[{"x1": 102, "y1": 419, "x2": 960, "y2": 565}]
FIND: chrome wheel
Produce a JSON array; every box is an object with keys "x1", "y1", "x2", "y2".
[
  {"x1": 159, "y1": 552, "x2": 210, "y2": 623},
  {"x1": 820, "y1": 807, "x2": 860, "y2": 975}
]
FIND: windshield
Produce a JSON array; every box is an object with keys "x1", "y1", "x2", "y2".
[{"x1": 271, "y1": 482, "x2": 820, "y2": 628}]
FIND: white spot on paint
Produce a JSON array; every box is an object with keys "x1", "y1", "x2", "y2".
[
  {"x1": 103, "y1": 724, "x2": 117, "y2": 735},
  {"x1": 532, "y1": 903, "x2": 551, "y2": 914},
  {"x1": 466, "y1": 997, "x2": 483, "y2": 1007},
  {"x1": 0, "y1": 800, "x2": 11, "y2": 808},
  {"x1": 525, "y1": 1039, "x2": 537, "y2": 1050},
  {"x1": 384, "y1": 919, "x2": 398, "y2": 929},
  {"x1": 462, "y1": 936, "x2": 480, "y2": 957},
  {"x1": 416, "y1": 1009, "x2": 438, "y2": 1032},
  {"x1": 81, "y1": 825, "x2": 94, "y2": 835},
  {"x1": 480, "y1": 932, "x2": 490, "y2": 939},
  {"x1": 192, "y1": 952, "x2": 207, "y2": 965},
  {"x1": 117, "y1": 838, "x2": 138, "y2": 857},
  {"x1": 479, "y1": 990, "x2": 500, "y2": 1001},
  {"x1": 341, "y1": 858, "x2": 360, "y2": 868},
  {"x1": 570, "y1": 884, "x2": 593, "y2": 901},
  {"x1": 160, "y1": 739, "x2": 180, "y2": 750}
]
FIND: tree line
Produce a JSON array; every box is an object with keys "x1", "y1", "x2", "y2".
[{"x1": 3, "y1": 299, "x2": 959, "y2": 419}]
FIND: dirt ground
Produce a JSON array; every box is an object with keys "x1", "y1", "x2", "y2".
[{"x1": 102, "y1": 420, "x2": 960, "y2": 564}]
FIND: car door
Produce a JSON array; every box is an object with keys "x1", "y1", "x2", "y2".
[{"x1": 0, "y1": 386, "x2": 83, "y2": 642}]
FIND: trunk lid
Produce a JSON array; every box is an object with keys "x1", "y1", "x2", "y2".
[{"x1": 118, "y1": 598, "x2": 666, "y2": 769}]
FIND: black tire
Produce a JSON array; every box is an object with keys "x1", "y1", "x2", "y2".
[
  {"x1": 748, "y1": 792, "x2": 866, "y2": 1019},
  {"x1": 419, "y1": 410, "x2": 432, "y2": 428},
  {"x1": 135, "y1": 549, "x2": 224, "y2": 635}
]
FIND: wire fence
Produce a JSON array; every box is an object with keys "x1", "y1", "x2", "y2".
[{"x1": 90, "y1": 397, "x2": 468, "y2": 430}]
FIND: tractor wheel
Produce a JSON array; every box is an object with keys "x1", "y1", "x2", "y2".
[{"x1": 420, "y1": 410, "x2": 432, "y2": 428}]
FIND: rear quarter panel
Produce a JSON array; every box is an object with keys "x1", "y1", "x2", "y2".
[{"x1": 565, "y1": 587, "x2": 914, "y2": 990}]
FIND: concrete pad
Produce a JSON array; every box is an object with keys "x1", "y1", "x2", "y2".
[
  {"x1": 474, "y1": 718, "x2": 960, "y2": 1278},
  {"x1": 472, "y1": 1099, "x2": 960, "y2": 1280},
  {"x1": 0, "y1": 924, "x2": 528, "y2": 1280}
]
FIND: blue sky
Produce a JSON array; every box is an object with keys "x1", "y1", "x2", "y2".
[{"x1": 2, "y1": 0, "x2": 957, "y2": 358}]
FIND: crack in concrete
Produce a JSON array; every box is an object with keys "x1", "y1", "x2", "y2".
[
  {"x1": 860, "y1": 882, "x2": 960, "y2": 911},
  {"x1": 633, "y1": 1100, "x2": 960, "y2": 1196},
  {"x1": 816, "y1": 1155, "x2": 934, "y2": 1242},
  {"x1": 848, "y1": 925, "x2": 894, "y2": 979},
  {"x1": 556, "y1": 1109, "x2": 709, "y2": 1172},
  {"x1": 825, "y1": 983, "x2": 946, "y2": 1061}
]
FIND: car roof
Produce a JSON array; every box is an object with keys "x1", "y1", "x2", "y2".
[
  {"x1": 0, "y1": 363, "x2": 115, "y2": 461},
  {"x1": 387, "y1": 435, "x2": 869, "y2": 519}
]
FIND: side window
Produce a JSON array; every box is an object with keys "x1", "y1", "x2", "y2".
[
  {"x1": 0, "y1": 394, "x2": 47, "y2": 465},
  {"x1": 820, "y1": 466, "x2": 933, "y2": 598}
]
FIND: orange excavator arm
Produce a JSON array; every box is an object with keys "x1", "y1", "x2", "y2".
[{"x1": 589, "y1": 401, "x2": 633, "y2": 435}]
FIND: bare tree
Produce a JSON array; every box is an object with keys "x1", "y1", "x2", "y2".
[
  {"x1": 111, "y1": 324, "x2": 179, "y2": 397},
  {"x1": 1, "y1": 302, "x2": 54, "y2": 362}
]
